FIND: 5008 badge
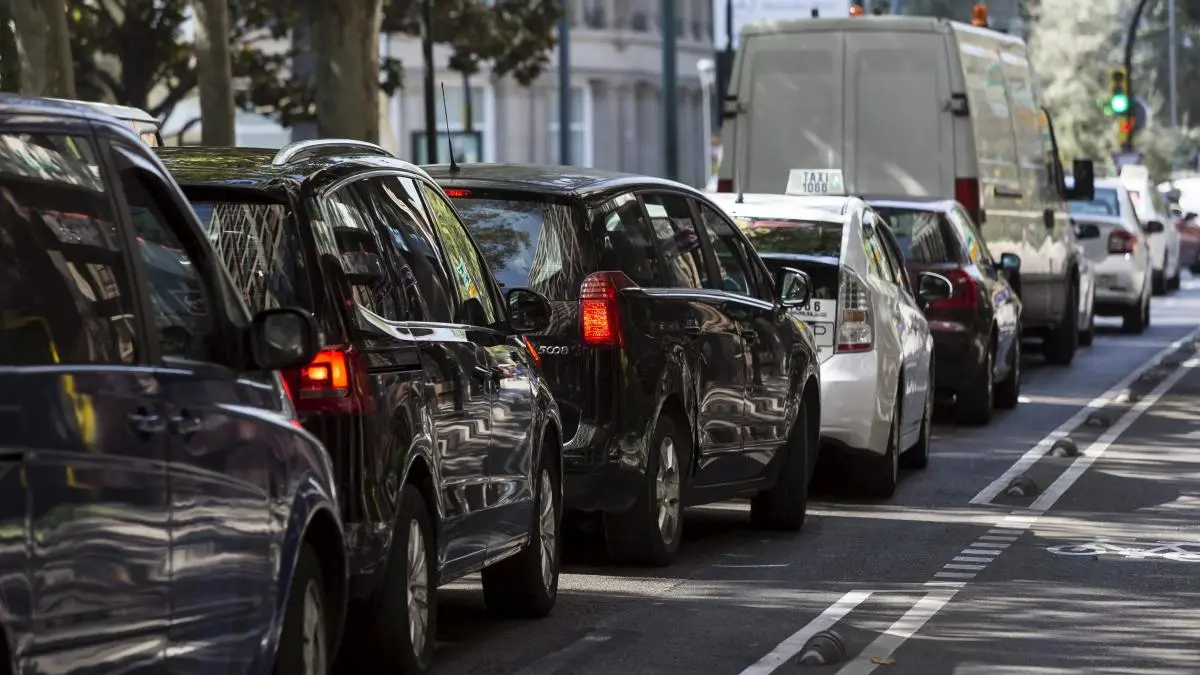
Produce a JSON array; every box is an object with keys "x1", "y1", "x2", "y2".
[{"x1": 537, "y1": 345, "x2": 570, "y2": 355}]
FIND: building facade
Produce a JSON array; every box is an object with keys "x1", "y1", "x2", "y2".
[{"x1": 382, "y1": 0, "x2": 717, "y2": 188}]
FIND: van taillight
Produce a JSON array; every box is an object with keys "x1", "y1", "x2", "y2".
[
  {"x1": 1108, "y1": 229, "x2": 1137, "y2": 255},
  {"x1": 956, "y1": 178, "x2": 982, "y2": 225},
  {"x1": 716, "y1": 178, "x2": 734, "y2": 193},
  {"x1": 579, "y1": 271, "x2": 637, "y2": 347},
  {"x1": 283, "y1": 346, "x2": 374, "y2": 415}
]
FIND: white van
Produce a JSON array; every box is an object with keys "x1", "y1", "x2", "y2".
[{"x1": 717, "y1": 15, "x2": 1095, "y2": 365}]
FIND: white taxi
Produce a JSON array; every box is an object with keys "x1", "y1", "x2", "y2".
[{"x1": 709, "y1": 170, "x2": 939, "y2": 498}]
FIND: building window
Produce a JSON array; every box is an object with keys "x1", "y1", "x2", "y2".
[
  {"x1": 582, "y1": 0, "x2": 606, "y2": 28},
  {"x1": 548, "y1": 86, "x2": 592, "y2": 167},
  {"x1": 412, "y1": 83, "x2": 490, "y2": 163},
  {"x1": 436, "y1": 84, "x2": 485, "y2": 132}
]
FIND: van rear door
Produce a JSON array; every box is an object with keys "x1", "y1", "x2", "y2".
[{"x1": 842, "y1": 29, "x2": 955, "y2": 198}]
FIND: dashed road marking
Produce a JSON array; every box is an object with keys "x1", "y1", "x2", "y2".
[{"x1": 736, "y1": 591, "x2": 872, "y2": 675}]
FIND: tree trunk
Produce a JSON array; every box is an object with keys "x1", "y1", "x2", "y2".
[
  {"x1": 309, "y1": 0, "x2": 384, "y2": 142},
  {"x1": 193, "y1": 0, "x2": 236, "y2": 145},
  {"x1": 8, "y1": 0, "x2": 75, "y2": 98}
]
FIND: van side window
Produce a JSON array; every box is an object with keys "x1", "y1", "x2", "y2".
[
  {"x1": 696, "y1": 202, "x2": 759, "y2": 297},
  {"x1": 0, "y1": 132, "x2": 140, "y2": 365},
  {"x1": 640, "y1": 193, "x2": 708, "y2": 290},
  {"x1": 322, "y1": 185, "x2": 406, "y2": 322},
  {"x1": 594, "y1": 193, "x2": 660, "y2": 287},
  {"x1": 418, "y1": 182, "x2": 501, "y2": 327}
]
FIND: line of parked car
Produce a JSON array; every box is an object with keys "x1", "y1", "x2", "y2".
[{"x1": 0, "y1": 73, "x2": 1182, "y2": 675}]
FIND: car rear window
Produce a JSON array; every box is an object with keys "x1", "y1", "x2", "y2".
[
  {"x1": 188, "y1": 200, "x2": 311, "y2": 312},
  {"x1": 1069, "y1": 187, "x2": 1121, "y2": 217},
  {"x1": 447, "y1": 191, "x2": 587, "y2": 300},
  {"x1": 733, "y1": 216, "x2": 843, "y2": 258},
  {"x1": 871, "y1": 207, "x2": 959, "y2": 263}
]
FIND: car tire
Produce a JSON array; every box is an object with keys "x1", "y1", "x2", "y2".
[
  {"x1": 751, "y1": 396, "x2": 811, "y2": 531},
  {"x1": 604, "y1": 414, "x2": 687, "y2": 567},
  {"x1": 1123, "y1": 290, "x2": 1149, "y2": 334},
  {"x1": 482, "y1": 441, "x2": 561, "y2": 618},
  {"x1": 1190, "y1": 260, "x2": 1200, "y2": 275},
  {"x1": 900, "y1": 372, "x2": 933, "y2": 470},
  {"x1": 994, "y1": 336, "x2": 1021, "y2": 410},
  {"x1": 957, "y1": 346, "x2": 994, "y2": 426},
  {"x1": 1043, "y1": 282, "x2": 1079, "y2": 366},
  {"x1": 355, "y1": 486, "x2": 437, "y2": 674},
  {"x1": 1079, "y1": 310, "x2": 1095, "y2": 346},
  {"x1": 860, "y1": 388, "x2": 901, "y2": 499},
  {"x1": 1152, "y1": 269, "x2": 1166, "y2": 296},
  {"x1": 273, "y1": 544, "x2": 330, "y2": 675}
]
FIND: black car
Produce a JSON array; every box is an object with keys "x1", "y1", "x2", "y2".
[
  {"x1": 157, "y1": 141, "x2": 564, "y2": 673},
  {"x1": 0, "y1": 95, "x2": 343, "y2": 674},
  {"x1": 868, "y1": 197, "x2": 1023, "y2": 425},
  {"x1": 426, "y1": 163, "x2": 823, "y2": 567}
]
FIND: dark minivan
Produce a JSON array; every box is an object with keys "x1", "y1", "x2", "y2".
[
  {"x1": 427, "y1": 163, "x2": 823, "y2": 567},
  {"x1": 157, "y1": 141, "x2": 563, "y2": 673},
  {"x1": 0, "y1": 96, "x2": 344, "y2": 674},
  {"x1": 868, "y1": 197, "x2": 1023, "y2": 425}
]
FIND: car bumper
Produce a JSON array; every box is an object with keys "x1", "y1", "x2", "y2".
[
  {"x1": 930, "y1": 329, "x2": 984, "y2": 394},
  {"x1": 1091, "y1": 260, "x2": 1145, "y2": 309},
  {"x1": 819, "y1": 350, "x2": 891, "y2": 456},
  {"x1": 561, "y1": 421, "x2": 646, "y2": 513}
]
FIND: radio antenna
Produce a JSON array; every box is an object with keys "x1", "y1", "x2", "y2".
[
  {"x1": 734, "y1": 156, "x2": 745, "y2": 204},
  {"x1": 440, "y1": 83, "x2": 460, "y2": 174}
]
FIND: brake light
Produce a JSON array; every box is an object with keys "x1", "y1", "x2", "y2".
[
  {"x1": 835, "y1": 266, "x2": 874, "y2": 353},
  {"x1": 1108, "y1": 229, "x2": 1137, "y2": 255},
  {"x1": 716, "y1": 178, "x2": 734, "y2": 193},
  {"x1": 956, "y1": 178, "x2": 982, "y2": 225},
  {"x1": 444, "y1": 188, "x2": 471, "y2": 198},
  {"x1": 282, "y1": 346, "x2": 374, "y2": 415},
  {"x1": 929, "y1": 268, "x2": 979, "y2": 310},
  {"x1": 579, "y1": 271, "x2": 637, "y2": 347}
]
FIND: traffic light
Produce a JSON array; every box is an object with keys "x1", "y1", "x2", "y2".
[
  {"x1": 1118, "y1": 116, "x2": 1133, "y2": 145},
  {"x1": 1110, "y1": 68, "x2": 1130, "y2": 115}
]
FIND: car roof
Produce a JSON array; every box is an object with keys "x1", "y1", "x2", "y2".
[
  {"x1": 47, "y1": 98, "x2": 159, "y2": 125},
  {"x1": 423, "y1": 163, "x2": 700, "y2": 202},
  {"x1": 156, "y1": 144, "x2": 437, "y2": 195},
  {"x1": 705, "y1": 192, "x2": 852, "y2": 222},
  {"x1": 862, "y1": 195, "x2": 960, "y2": 211},
  {"x1": 0, "y1": 93, "x2": 121, "y2": 122}
]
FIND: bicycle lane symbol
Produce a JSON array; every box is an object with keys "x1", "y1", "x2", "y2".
[{"x1": 1046, "y1": 539, "x2": 1200, "y2": 562}]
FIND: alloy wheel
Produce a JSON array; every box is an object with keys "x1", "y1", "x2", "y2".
[
  {"x1": 655, "y1": 437, "x2": 681, "y2": 543},
  {"x1": 406, "y1": 518, "x2": 429, "y2": 652},
  {"x1": 537, "y1": 469, "x2": 556, "y2": 590},
  {"x1": 301, "y1": 578, "x2": 328, "y2": 675}
]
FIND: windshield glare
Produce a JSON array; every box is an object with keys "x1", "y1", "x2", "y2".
[{"x1": 733, "y1": 216, "x2": 844, "y2": 258}]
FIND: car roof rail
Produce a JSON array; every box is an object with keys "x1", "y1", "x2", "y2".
[{"x1": 272, "y1": 139, "x2": 394, "y2": 166}]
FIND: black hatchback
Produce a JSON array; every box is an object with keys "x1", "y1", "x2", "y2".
[
  {"x1": 158, "y1": 142, "x2": 564, "y2": 673},
  {"x1": 426, "y1": 163, "x2": 823, "y2": 567}
]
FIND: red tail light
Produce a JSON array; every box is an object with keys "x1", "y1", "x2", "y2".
[
  {"x1": 579, "y1": 271, "x2": 637, "y2": 347},
  {"x1": 444, "y1": 188, "x2": 471, "y2": 198},
  {"x1": 1108, "y1": 229, "x2": 1137, "y2": 254},
  {"x1": 956, "y1": 178, "x2": 982, "y2": 225},
  {"x1": 282, "y1": 346, "x2": 374, "y2": 415},
  {"x1": 930, "y1": 268, "x2": 979, "y2": 310},
  {"x1": 716, "y1": 178, "x2": 734, "y2": 193}
]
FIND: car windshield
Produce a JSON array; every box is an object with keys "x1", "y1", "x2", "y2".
[
  {"x1": 448, "y1": 193, "x2": 588, "y2": 300},
  {"x1": 733, "y1": 216, "x2": 843, "y2": 258},
  {"x1": 1069, "y1": 187, "x2": 1121, "y2": 217},
  {"x1": 872, "y1": 207, "x2": 959, "y2": 263},
  {"x1": 187, "y1": 199, "x2": 311, "y2": 312}
]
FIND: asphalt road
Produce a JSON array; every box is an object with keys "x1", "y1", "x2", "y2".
[{"x1": 431, "y1": 277, "x2": 1200, "y2": 675}]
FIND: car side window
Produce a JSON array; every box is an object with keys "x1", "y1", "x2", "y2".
[
  {"x1": 418, "y1": 181, "x2": 501, "y2": 327},
  {"x1": 113, "y1": 145, "x2": 220, "y2": 363},
  {"x1": 875, "y1": 226, "x2": 913, "y2": 294},
  {"x1": 0, "y1": 131, "x2": 140, "y2": 365},
  {"x1": 361, "y1": 176, "x2": 456, "y2": 324},
  {"x1": 321, "y1": 184, "x2": 406, "y2": 322},
  {"x1": 640, "y1": 192, "x2": 709, "y2": 290},
  {"x1": 948, "y1": 207, "x2": 993, "y2": 266},
  {"x1": 593, "y1": 193, "x2": 660, "y2": 286},
  {"x1": 696, "y1": 202, "x2": 760, "y2": 298}
]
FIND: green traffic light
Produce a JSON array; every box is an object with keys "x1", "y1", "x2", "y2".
[{"x1": 1111, "y1": 94, "x2": 1130, "y2": 114}]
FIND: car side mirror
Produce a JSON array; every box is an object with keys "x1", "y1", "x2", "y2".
[
  {"x1": 1186, "y1": 212, "x2": 1198, "y2": 221},
  {"x1": 506, "y1": 287, "x2": 552, "y2": 333},
  {"x1": 774, "y1": 267, "x2": 813, "y2": 308},
  {"x1": 248, "y1": 307, "x2": 320, "y2": 371},
  {"x1": 1167, "y1": 187, "x2": 1182, "y2": 203},
  {"x1": 1064, "y1": 159, "x2": 1095, "y2": 201},
  {"x1": 998, "y1": 252, "x2": 1021, "y2": 273},
  {"x1": 1145, "y1": 220, "x2": 1166, "y2": 234},
  {"x1": 917, "y1": 272, "x2": 954, "y2": 308}
]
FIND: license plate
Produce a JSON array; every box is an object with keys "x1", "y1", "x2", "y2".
[
  {"x1": 809, "y1": 322, "x2": 835, "y2": 361},
  {"x1": 792, "y1": 299, "x2": 838, "y2": 322}
]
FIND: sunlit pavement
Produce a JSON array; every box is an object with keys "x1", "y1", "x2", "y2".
[{"x1": 427, "y1": 276, "x2": 1200, "y2": 675}]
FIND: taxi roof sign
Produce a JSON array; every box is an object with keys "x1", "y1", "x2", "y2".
[{"x1": 785, "y1": 169, "x2": 846, "y2": 197}]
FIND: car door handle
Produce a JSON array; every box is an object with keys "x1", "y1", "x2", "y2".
[
  {"x1": 128, "y1": 410, "x2": 166, "y2": 436},
  {"x1": 995, "y1": 187, "x2": 1024, "y2": 199},
  {"x1": 170, "y1": 410, "x2": 203, "y2": 436}
]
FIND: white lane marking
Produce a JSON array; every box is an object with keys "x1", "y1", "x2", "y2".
[
  {"x1": 836, "y1": 590, "x2": 959, "y2": 675},
  {"x1": 1031, "y1": 356, "x2": 1200, "y2": 511},
  {"x1": 969, "y1": 542, "x2": 1009, "y2": 550},
  {"x1": 952, "y1": 556, "x2": 993, "y2": 563},
  {"x1": 735, "y1": 591, "x2": 872, "y2": 675},
  {"x1": 932, "y1": 571, "x2": 975, "y2": 579},
  {"x1": 924, "y1": 580, "x2": 965, "y2": 588},
  {"x1": 978, "y1": 535, "x2": 1019, "y2": 542},
  {"x1": 942, "y1": 563, "x2": 985, "y2": 571},
  {"x1": 970, "y1": 325, "x2": 1200, "y2": 505},
  {"x1": 961, "y1": 548, "x2": 998, "y2": 556},
  {"x1": 832, "y1": 345, "x2": 1200, "y2": 675}
]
